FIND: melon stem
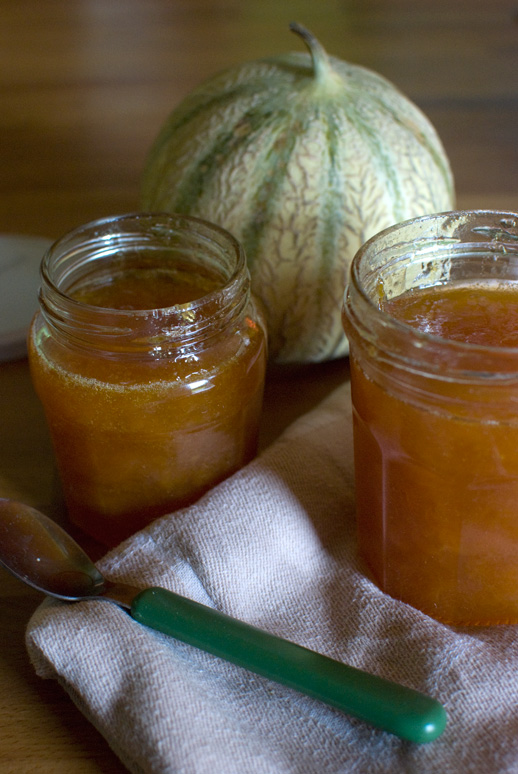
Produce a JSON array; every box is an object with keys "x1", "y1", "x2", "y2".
[{"x1": 289, "y1": 22, "x2": 333, "y2": 83}]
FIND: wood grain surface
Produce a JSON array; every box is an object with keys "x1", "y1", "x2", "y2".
[{"x1": 0, "y1": 1, "x2": 517, "y2": 771}]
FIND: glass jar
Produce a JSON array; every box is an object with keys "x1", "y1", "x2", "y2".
[
  {"x1": 29, "y1": 213, "x2": 267, "y2": 547},
  {"x1": 342, "y1": 210, "x2": 518, "y2": 625}
]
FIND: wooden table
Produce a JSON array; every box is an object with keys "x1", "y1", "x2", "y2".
[{"x1": 0, "y1": 1, "x2": 517, "y2": 771}]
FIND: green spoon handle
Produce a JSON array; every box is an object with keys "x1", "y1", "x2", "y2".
[{"x1": 130, "y1": 587, "x2": 447, "y2": 743}]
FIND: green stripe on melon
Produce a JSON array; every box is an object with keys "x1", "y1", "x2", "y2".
[{"x1": 141, "y1": 23, "x2": 455, "y2": 363}]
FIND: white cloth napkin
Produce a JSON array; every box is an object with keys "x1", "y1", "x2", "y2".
[{"x1": 26, "y1": 382, "x2": 518, "y2": 774}]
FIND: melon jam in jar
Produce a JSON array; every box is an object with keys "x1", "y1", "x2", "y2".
[
  {"x1": 342, "y1": 210, "x2": 518, "y2": 626},
  {"x1": 28, "y1": 213, "x2": 267, "y2": 547}
]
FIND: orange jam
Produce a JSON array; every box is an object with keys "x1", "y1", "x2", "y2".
[
  {"x1": 28, "y1": 214, "x2": 267, "y2": 547},
  {"x1": 350, "y1": 281, "x2": 518, "y2": 625},
  {"x1": 383, "y1": 284, "x2": 518, "y2": 348},
  {"x1": 72, "y1": 266, "x2": 219, "y2": 309}
]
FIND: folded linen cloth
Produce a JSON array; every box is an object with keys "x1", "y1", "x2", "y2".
[{"x1": 26, "y1": 381, "x2": 518, "y2": 774}]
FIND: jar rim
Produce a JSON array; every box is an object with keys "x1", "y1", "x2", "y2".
[
  {"x1": 38, "y1": 212, "x2": 251, "y2": 355},
  {"x1": 41, "y1": 211, "x2": 247, "y2": 317},
  {"x1": 344, "y1": 209, "x2": 518, "y2": 379}
]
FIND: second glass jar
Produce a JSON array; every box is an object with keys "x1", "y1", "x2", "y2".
[{"x1": 343, "y1": 210, "x2": 518, "y2": 626}]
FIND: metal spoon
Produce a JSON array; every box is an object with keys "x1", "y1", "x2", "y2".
[{"x1": 0, "y1": 497, "x2": 447, "y2": 743}]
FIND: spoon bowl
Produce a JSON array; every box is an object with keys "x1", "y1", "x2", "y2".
[
  {"x1": 0, "y1": 497, "x2": 447, "y2": 743},
  {"x1": 0, "y1": 498, "x2": 105, "y2": 599}
]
